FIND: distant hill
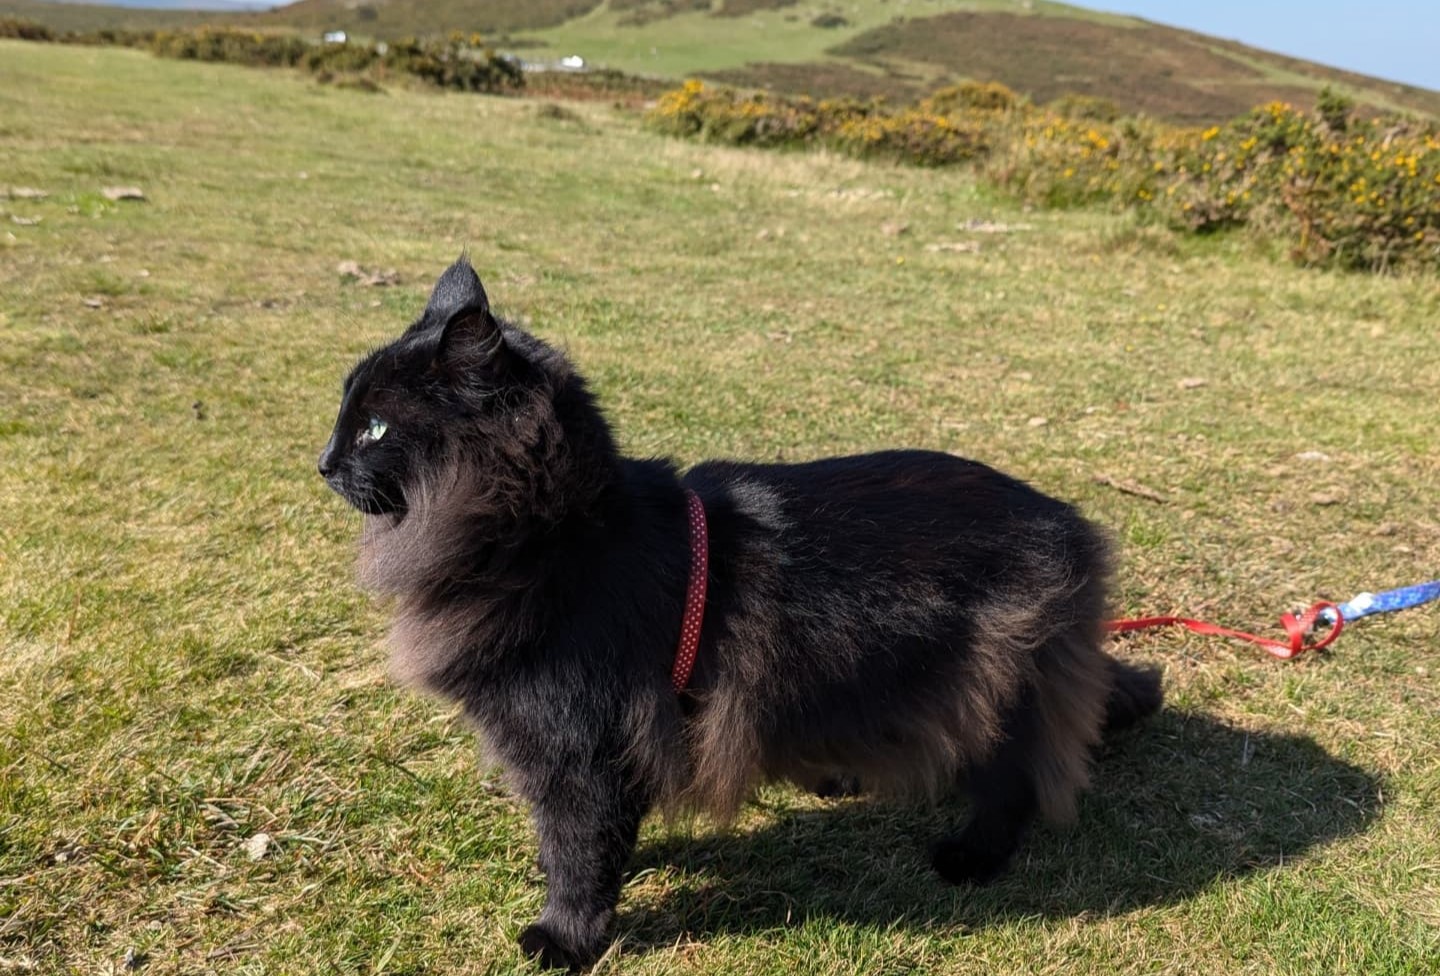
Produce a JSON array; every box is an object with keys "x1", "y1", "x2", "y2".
[
  {"x1": 51, "y1": 0, "x2": 271, "y2": 9},
  {"x1": 0, "y1": 0, "x2": 223, "y2": 29},
  {"x1": 252, "y1": 0, "x2": 598, "y2": 35},
  {"x1": 817, "y1": 8, "x2": 1440, "y2": 121},
  {"x1": 6, "y1": 0, "x2": 1438, "y2": 123}
]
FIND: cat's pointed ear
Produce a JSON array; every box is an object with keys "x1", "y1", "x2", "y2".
[
  {"x1": 425, "y1": 255, "x2": 489, "y2": 323},
  {"x1": 428, "y1": 257, "x2": 504, "y2": 373}
]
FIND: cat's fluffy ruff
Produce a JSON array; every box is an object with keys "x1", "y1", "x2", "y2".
[{"x1": 321, "y1": 257, "x2": 1163, "y2": 970}]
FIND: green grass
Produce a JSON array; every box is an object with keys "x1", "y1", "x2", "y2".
[
  {"x1": 521, "y1": 0, "x2": 1015, "y2": 77},
  {"x1": 3, "y1": 40, "x2": 1439, "y2": 975}
]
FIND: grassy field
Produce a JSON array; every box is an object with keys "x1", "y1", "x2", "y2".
[{"x1": 3, "y1": 40, "x2": 1439, "y2": 975}]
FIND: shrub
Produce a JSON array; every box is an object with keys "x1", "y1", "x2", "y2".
[
  {"x1": 0, "y1": 20, "x2": 154, "y2": 47},
  {"x1": 922, "y1": 80, "x2": 1019, "y2": 114},
  {"x1": 831, "y1": 105, "x2": 989, "y2": 165},
  {"x1": 303, "y1": 39, "x2": 379, "y2": 75},
  {"x1": 140, "y1": 28, "x2": 524, "y2": 96},
  {"x1": 0, "y1": 17, "x2": 54, "y2": 42},
  {"x1": 1048, "y1": 93, "x2": 1121, "y2": 123},
  {"x1": 648, "y1": 79, "x2": 824, "y2": 145},
  {"x1": 379, "y1": 33, "x2": 524, "y2": 93},
  {"x1": 648, "y1": 80, "x2": 988, "y2": 164},
  {"x1": 149, "y1": 28, "x2": 308, "y2": 67},
  {"x1": 1254, "y1": 107, "x2": 1438, "y2": 270},
  {"x1": 986, "y1": 112, "x2": 1164, "y2": 209},
  {"x1": 68, "y1": 28, "x2": 155, "y2": 48},
  {"x1": 1150, "y1": 101, "x2": 1440, "y2": 269},
  {"x1": 1316, "y1": 85, "x2": 1354, "y2": 134}
]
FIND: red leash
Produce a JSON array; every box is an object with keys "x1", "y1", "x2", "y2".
[
  {"x1": 671, "y1": 490, "x2": 708, "y2": 692},
  {"x1": 1106, "y1": 601, "x2": 1345, "y2": 660}
]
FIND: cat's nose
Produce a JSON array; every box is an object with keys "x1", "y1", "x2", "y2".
[{"x1": 317, "y1": 447, "x2": 337, "y2": 478}]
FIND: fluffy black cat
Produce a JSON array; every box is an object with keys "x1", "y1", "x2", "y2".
[{"x1": 318, "y1": 257, "x2": 1162, "y2": 970}]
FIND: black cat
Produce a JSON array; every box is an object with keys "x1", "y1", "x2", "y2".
[{"x1": 318, "y1": 258, "x2": 1162, "y2": 970}]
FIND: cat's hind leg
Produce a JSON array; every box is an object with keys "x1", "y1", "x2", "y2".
[
  {"x1": 932, "y1": 626, "x2": 1111, "y2": 885},
  {"x1": 930, "y1": 700, "x2": 1040, "y2": 885}
]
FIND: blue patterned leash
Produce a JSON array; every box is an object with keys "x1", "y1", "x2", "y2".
[{"x1": 1319, "y1": 579, "x2": 1440, "y2": 625}]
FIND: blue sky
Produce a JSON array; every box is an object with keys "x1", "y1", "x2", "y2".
[{"x1": 1094, "y1": 2, "x2": 1440, "y2": 90}]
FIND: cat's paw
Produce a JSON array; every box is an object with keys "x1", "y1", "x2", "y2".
[
  {"x1": 518, "y1": 923, "x2": 585, "y2": 972},
  {"x1": 930, "y1": 835, "x2": 1013, "y2": 886}
]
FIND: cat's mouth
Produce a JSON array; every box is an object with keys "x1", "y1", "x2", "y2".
[{"x1": 323, "y1": 471, "x2": 407, "y2": 518}]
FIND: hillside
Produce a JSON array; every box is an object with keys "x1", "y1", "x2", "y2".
[
  {"x1": 251, "y1": 0, "x2": 598, "y2": 34},
  {"x1": 821, "y1": 8, "x2": 1440, "y2": 121},
  {"x1": 5, "y1": 0, "x2": 1439, "y2": 122}
]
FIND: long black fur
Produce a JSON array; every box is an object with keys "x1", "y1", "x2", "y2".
[{"x1": 318, "y1": 258, "x2": 1163, "y2": 970}]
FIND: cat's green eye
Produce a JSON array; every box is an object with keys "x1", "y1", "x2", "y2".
[{"x1": 366, "y1": 417, "x2": 388, "y2": 442}]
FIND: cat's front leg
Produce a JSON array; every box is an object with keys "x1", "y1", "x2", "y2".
[{"x1": 517, "y1": 772, "x2": 649, "y2": 971}]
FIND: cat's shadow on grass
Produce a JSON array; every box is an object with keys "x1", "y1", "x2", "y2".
[{"x1": 620, "y1": 711, "x2": 1380, "y2": 949}]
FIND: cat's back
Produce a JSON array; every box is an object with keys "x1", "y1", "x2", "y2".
[
  {"x1": 685, "y1": 448, "x2": 1092, "y2": 550},
  {"x1": 682, "y1": 447, "x2": 1108, "y2": 646}
]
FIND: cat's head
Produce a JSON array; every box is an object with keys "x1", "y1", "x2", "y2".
[{"x1": 317, "y1": 256, "x2": 577, "y2": 518}]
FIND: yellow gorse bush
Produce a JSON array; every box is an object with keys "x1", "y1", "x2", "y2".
[
  {"x1": 1142, "y1": 100, "x2": 1440, "y2": 269},
  {"x1": 149, "y1": 27, "x2": 309, "y2": 67},
  {"x1": 648, "y1": 81, "x2": 1440, "y2": 272},
  {"x1": 648, "y1": 79, "x2": 991, "y2": 165}
]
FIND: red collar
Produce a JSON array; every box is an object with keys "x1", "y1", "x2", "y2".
[{"x1": 671, "y1": 490, "x2": 708, "y2": 693}]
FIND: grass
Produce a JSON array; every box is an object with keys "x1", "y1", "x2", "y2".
[
  {"x1": 2, "y1": 39, "x2": 1439, "y2": 976},
  {"x1": 518, "y1": 0, "x2": 1011, "y2": 77}
]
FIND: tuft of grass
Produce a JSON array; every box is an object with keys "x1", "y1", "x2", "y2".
[
  {"x1": 2, "y1": 39, "x2": 1439, "y2": 976},
  {"x1": 533, "y1": 100, "x2": 590, "y2": 127}
]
